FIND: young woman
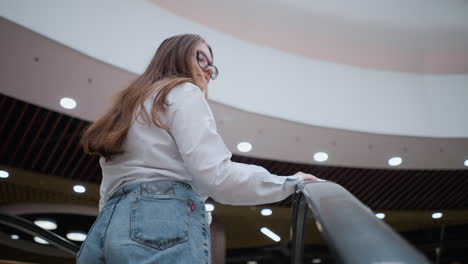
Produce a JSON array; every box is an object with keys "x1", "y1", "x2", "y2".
[{"x1": 78, "y1": 34, "x2": 318, "y2": 264}]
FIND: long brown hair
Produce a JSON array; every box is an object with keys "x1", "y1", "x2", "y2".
[{"x1": 80, "y1": 34, "x2": 210, "y2": 161}]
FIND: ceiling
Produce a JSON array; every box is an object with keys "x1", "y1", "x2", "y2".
[
  {"x1": 1, "y1": 94, "x2": 468, "y2": 211},
  {"x1": 1, "y1": 0, "x2": 468, "y2": 138},
  {"x1": 1, "y1": 17, "x2": 467, "y2": 171},
  {"x1": 1, "y1": 89, "x2": 468, "y2": 256},
  {"x1": 0, "y1": 1, "x2": 468, "y2": 263},
  {"x1": 154, "y1": 0, "x2": 468, "y2": 74}
]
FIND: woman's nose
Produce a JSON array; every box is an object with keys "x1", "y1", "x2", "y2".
[{"x1": 204, "y1": 67, "x2": 213, "y2": 78}]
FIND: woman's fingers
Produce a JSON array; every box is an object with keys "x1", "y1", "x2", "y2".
[{"x1": 294, "y1": 172, "x2": 324, "y2": 181}]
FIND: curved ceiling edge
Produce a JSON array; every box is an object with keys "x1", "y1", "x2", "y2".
[
  {"x1": 151, "y1": 0, "x2": 468, "y2": 74},
  {"x1": 1, "y1": 2, "x2": 467, "y2": 138}
]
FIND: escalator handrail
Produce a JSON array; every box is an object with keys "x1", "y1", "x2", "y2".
[
  {"x1": 0, "y1": 212, "x2": 80, "y2": 256},
  {"x1": 291, "y1": 180, "x2": 430, "y2": 264}
]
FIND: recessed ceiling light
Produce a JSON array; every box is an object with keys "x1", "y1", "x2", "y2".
[
  {"x1": 432, "y1": 212, "x2": 443, "y2": 219},
  {"x1": 66, "y1": 232, "x2": 87, "y2": 242},
  {"x1": 237, "y1": 142, "x2": 252, "y2": 152},
  {"x1": 313, "y1": 152, "x2": 328, "y2": 162},
  {"x1": 34, "y1": 219, "x2": 57, "y2": 230},
  {"x1": 34, "y1": 236, "x2": 49, "y2": 245},
  {"x1": 260, "y1": 227, "x2": 281, "y2": 242},
  {"x1": 464, "y1": 159, "x2": 468, "y2": 167},
  {"x1": 60, "y1": 97, "x2": 77, "y2": 109},
  {"x1": 312, "y1": 259, "x2": 322, "y2": 264},
  {"x1": 0, "y1": 170, "x2": 9, "y2": 178},
  {"x1": 388, "y1": 157, "x2": 402, "y2": 166},
  {"x1": 205, "y1": 203, "x2": 215, "y2": 212},
  {"x1": 73, "y1": 185, "x2": 86, "y2": 193},
  {"x1": 261, "y1": 208, "x2": 272, "y2": 216},
  {"x1": 247, "y1": 261, "x2": 258, "y2": 264},
  {"x1": 375, "y1": 213, "x2": 385, "y2": 219},
  {"x1": 10, "y1": 234, "x2": 19, "y2": 240}
]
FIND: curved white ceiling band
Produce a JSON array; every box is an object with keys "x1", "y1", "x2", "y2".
[
  {"x1": 153, "y1": 0, "x2": 468, "y2": 74},
  {"x1": 1, "y1": 0, "x2": 467, "y2": 138}
]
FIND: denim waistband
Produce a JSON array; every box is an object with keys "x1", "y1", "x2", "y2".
[{"x1": 106, "y1": 180, "x2": 193, "y2": 206}]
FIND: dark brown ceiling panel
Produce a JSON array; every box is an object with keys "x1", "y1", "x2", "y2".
[{"x1": 1, "y1": 93, "x2": 467, "y2": 210}]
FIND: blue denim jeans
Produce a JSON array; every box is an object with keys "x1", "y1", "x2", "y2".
[{"x1": 76, "y1": 180, "x2": 211, "y2": 264}]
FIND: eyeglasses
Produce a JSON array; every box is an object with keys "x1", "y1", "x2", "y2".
[{"x1": 197, "y1": 50, "x2": 219, "y2": 80}]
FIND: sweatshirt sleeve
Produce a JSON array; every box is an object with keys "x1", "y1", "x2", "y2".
[{"x1": 165, "y1": 83, "x2": 303, "y2": 205}]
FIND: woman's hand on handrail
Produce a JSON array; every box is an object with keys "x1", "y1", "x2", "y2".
[{"x1": 294, "y1": 172, "x2": 325, "y2": 182}]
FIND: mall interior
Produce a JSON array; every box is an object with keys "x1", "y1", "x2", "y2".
[{"x1": 1, "y1": 1, "x2": 468, "y2": 263}]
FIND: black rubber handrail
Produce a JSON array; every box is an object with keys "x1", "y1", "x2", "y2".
[
  {"x1": 291, "y1": 181, "x2": 430, "y2": 264},
  {"x1": 0, "y1": 212, "x2": 80, "y2": 256}
]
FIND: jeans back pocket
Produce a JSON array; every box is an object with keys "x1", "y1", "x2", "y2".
[{"x1": 131, "y1": 197, "x2": 191, "y2": 250}]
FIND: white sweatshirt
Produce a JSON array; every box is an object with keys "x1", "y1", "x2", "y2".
[{"x1": 98, "y1": 82, "x2": 303, "y2": 211}]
